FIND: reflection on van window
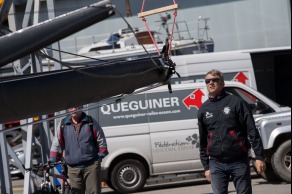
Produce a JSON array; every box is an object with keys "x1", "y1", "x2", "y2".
[{"x1": 225, "y1": 87, "x2": 275, "y2": 115}]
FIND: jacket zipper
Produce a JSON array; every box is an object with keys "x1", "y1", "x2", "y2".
[
  {"x1": 229, "y1": 130, "x2": 248, "y2": 153},
  {"x1": 215, "y1": 100, "x2": 224, "y2": 152},
  {"x1": 207, "y1": 132, "x2": 213, "y2": 156}
]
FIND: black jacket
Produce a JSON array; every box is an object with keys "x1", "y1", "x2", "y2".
[{"x1": 198, "y1": 90, "x2": 265, "y2": 170}]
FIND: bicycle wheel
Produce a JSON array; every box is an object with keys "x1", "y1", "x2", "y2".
[{"x1": 33, "y1": 189, "x2": 53, "y2": 194}]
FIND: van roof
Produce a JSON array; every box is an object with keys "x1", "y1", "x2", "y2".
[
  {"x1": 144, "y1": 81, "x2": 248, "y2": 94},
  {"x1": 172, "y1": 46, "x2": 291, "y2": 66}
]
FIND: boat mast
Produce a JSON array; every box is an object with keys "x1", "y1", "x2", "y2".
[
  {"x1": 198, "y1": 16, "x2": 210, "y2": 40},
  {"x1": 126, "y1": 0, "x2": 132, "y2": 17}
]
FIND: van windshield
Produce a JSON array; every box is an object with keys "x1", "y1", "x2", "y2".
[{"x1": 225, "y1": 87, "x2": 276, "y2": 114}]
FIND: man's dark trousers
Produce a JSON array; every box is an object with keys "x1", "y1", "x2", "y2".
[{"x1": 210, "y1": 157, "x2": 252, "y2": 194}]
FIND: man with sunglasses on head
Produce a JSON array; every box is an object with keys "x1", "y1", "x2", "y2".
[
  {"x1": 198, "y1": 69, "x2": 266, "y2": 194},
  {"x1": 50, "y1": 106, "x2": 108, "y2": 194}
]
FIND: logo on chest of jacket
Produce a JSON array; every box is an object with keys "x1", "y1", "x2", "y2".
[
  {"x1": 206, "y1": 112, "x2": 213, "y2": 119},
  {"x1": 223, "y1": 107, "x2": 231, "y2": 115}
]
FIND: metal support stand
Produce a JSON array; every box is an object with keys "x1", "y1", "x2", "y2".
[
  {"x1": 22, "y1": 118, "x2": 34, "y2": 194},
  {"x1": 0, "y1": 0, "x2": 12, "y2": 29},
  {"x1": 0, "y1": 124, "x2": 13, "y2": 194},
  {"x1": 7, "y1": 0, "x2": 26, "y2": 75},
  {"x1": 46, "y1": 0, "x2": 62, "y2": 70}
]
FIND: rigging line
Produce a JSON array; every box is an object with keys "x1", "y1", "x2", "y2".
[
  {"x1": 168, "y1": 10, "x2": 178, "y2": 56},
  {"x1": 131, "y1": 82, "x2": 165, "y2": 95},
  {"x1": 114, "y1": 8, "x2": 163, "y2": 71},
  {"x1": 45, "y1": 47, "x2": 109, "y2": 63},
  {"x1": 38, "y1": 51, "x2": 162, "y2": 79},
  {"x1": 44, "y1": 46, "x2": 141, "y2": 68},
  {"x1": 42, "y1": 47, "x2": 133, "y2": 69},
  {"x1": 141, "y1": 0, "x2": 146, "y2": 13},
  {"x1": 139, "y1": 0, "x2": 161, "y2": 56},
  {"x1": 142, "y1": 17, "x2": 161, "y2": 55},
  {"x1": 38, "y1": 50, "x2": 134, "y2": 69},
  {"x1": 37, "y1": 52, "x2": 171, "y2": 87},
  {"x1": 167, "y1": 0, "x2": 178, "y2": 56},
  {"x1": 139, "y1": 0, "x2": 161, "y2": 55},
  {"x1": 44, "y1": 45, "x2": 154, "y2": 69}
]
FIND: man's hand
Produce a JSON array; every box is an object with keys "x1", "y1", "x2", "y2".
[
  {"x1": 97, "y1": 152, "x2": 107, "y2": 162},
  {"x1": 255, "y1": 159, "x2": 266, "y2": 174},
  {"x1": 205, "y1": 170, "x2": 211, "y2": 182}
]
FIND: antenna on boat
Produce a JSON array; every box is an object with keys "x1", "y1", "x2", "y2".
[
  {"x1": 198, "y1": 16, "x2": 211, "y2": 41},
  {"x1": 161, "y1": 13, "x2": 172, "y2": 38},
  {"x1": 138, "y1": 0, "x2": 179, "y2": 57}
]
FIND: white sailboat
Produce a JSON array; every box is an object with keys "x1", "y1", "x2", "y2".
[{"x1": 57, "y1": 15, "x2": 214, "y2": 65}]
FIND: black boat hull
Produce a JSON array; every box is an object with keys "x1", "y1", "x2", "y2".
[{"x1": 0, "y1": 58, "x2": 169, "y2": 123}]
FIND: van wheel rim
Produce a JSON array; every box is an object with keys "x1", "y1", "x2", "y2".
[{"x1": 119, "y1": 166, "x2": 141, "y2": 188}]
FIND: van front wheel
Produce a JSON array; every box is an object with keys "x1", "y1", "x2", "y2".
[
  {"x1": 111, "y1": 159, "x2": 147, "y2": 193},
  {"x1": 271, "y1": 140, "x2": 291, "y2": 183}
]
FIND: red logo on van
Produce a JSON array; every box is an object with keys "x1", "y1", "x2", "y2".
[
  {"x1": 233, "y1": 72, "x2": 249, "y2": 85},
  {"x1": 183, "y1": 89, "x2": 205, "y2": 110}
]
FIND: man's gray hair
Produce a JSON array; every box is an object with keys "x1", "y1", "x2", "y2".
[{"x1": 205, "y1": 69, "x2": 225, "y2": 81}]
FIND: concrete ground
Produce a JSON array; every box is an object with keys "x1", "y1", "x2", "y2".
[{"x1": 9, "y1": 176, "x2": 291, "y2": 194}]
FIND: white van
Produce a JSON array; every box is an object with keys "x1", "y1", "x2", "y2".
[{"x1": 87, "y1": 81, "x2": 290, "y2": 193}]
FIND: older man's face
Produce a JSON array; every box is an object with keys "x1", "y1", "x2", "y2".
[
  {"x1": 68, "y1": 106, "x2": 83, "y2": 121},
  {"x1": 205, "y1": 74, "x2": 225, "y2": 97}
]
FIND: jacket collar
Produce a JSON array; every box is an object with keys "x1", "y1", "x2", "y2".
[{"x1": 209, "y1": 89, "x2": 228, "y2": 102}]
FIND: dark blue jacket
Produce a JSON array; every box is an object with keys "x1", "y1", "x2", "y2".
[{"x1": 50, "y1": 113, "x2": 108, "y2": 166}]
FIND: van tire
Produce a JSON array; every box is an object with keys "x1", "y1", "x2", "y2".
[
  {"x1": 259, "y1": 162, "x2": 280, "y2": 182},
  {"x1": 105, "y1": 181, "x2": 115, "y2": 191},
  {"x1": 271, "y1": 140, "x2": 291, "y2": 183},
  {"x1": 110, "y1": 159, "x2": 147, "y2": 193},
  {"x1": 251, "y1": 159, "x2": 280, "y2": 182}
]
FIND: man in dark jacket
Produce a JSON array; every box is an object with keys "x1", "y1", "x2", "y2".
[
  {"x1": 50, "y1": 106, "x2": 108, "y2": 194},
  {"x1": 198, "y1": 69, "x2": 266, "y2": 194}
]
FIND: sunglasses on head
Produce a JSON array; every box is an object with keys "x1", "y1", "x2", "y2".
[{"x1": 205, "y1": 78, "x2": 221, "y2": 84}]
